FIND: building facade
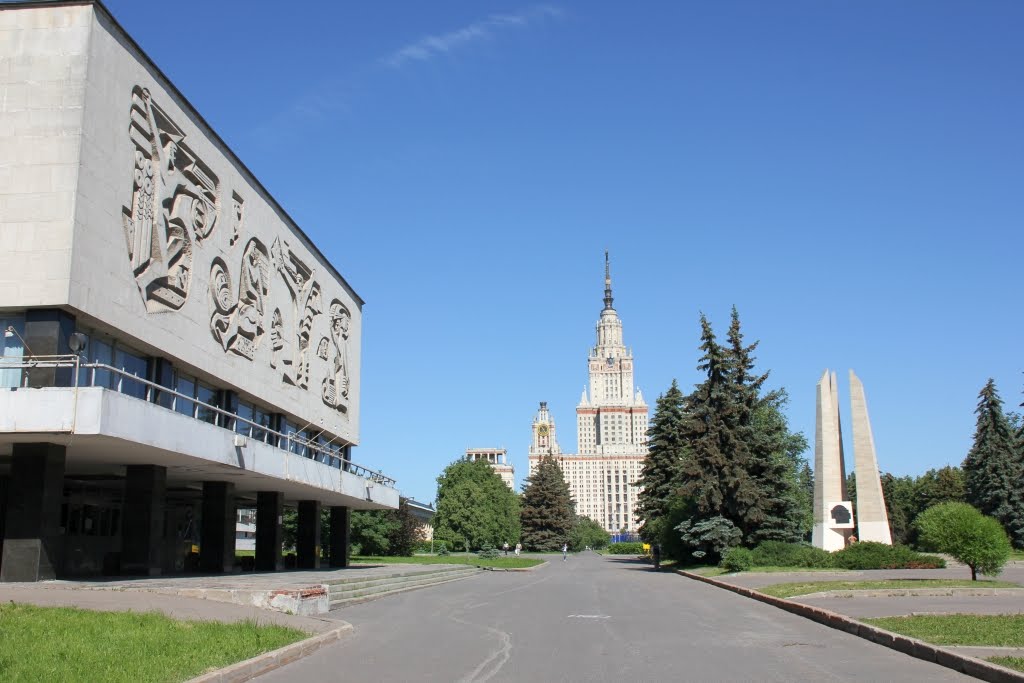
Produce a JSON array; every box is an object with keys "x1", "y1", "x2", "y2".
[
  {"x1": 527, "y1": 255, "x2": 648, "y2": 533},
  {"x1": 0, "y1": 1, "x2": 398, "y2": 581},
  {"x1": 465, "y1": 447, "x2": 515, "y2": 490}
]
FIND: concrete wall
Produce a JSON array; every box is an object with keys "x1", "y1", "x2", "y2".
[
  {"x1": 1, "y1": 3, "x2": 363, "y2": 445},
  {"x1": 0, "y1": 4, "x2": 90, "y2": 307}
]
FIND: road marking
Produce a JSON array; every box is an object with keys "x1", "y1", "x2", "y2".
[{"x1": 567, "y1": 614, "x2": 611, "y2": 619}]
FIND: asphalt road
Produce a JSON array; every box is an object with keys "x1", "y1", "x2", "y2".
[{"x1": 257, "y1": 552, "x2": 974, "y2": 682}]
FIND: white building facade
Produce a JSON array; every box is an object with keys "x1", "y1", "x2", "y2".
[
  {"x1": 527, "y1": 256, "x2": 648, "y2": 533},
  {"x1": 465, "y1": 448, "x2": 515, "y2": 490},
  {"x1": 0, "y1": 1, "x2": 397, "y2": 581}
]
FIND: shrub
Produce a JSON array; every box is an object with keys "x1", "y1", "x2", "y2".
[
  {"x1": 477, "y1": 544, "x2": 500, "y2": 560},
  {"x1": 607, "y1": 542, "x2": 645, "y2": 555},
  {"x1": 720, "y1": 547, "x2": 753, "y2": 572},
  {"x1": 675, "y1": 516, "x2": 742, "y2": 564},
  {"x1": 435, "y1": 542, "x2": 449, "y2": 556},
  {"x1": 831, "y1": 541, "x2": 945, "y2": 570},
  {"x1": 916, "y1": 502, "x2": 1012, "y2": 580},
  {"x1": 750, "y1": 541, "x2": 833, "y2": 569}
]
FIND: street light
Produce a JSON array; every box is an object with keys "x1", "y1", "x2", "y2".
[{"x1": 4, "y1": 325, "x2": 33, "y2": 357}]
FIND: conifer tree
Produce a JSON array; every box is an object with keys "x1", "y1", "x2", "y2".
[
  {"x1": 676, "y1": 315, "x2": 756, "y2": 533},
  {"x1": 635, "y1": 380, "x2": 686, "y2": 541},
  {"x1": 963, "y1": 379, "x2": 1024, "y2": 548},
  {"x1": 726, "y1": 307, "x2": 805, "y2": 544},
  {"x1": 520, "y1": 454, "x2": 575, "y2": 551}
]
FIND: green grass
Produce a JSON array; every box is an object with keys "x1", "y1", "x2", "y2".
[
  {"x1": 863, "y1": 614, "x2": 1024, "y2": 646},
  {"x1": 758, "y1": 579, "x2": 1017, "y2": 599},
  {"x1": 0, "y1": 603, "x2": 306, "y2": 683},
  {"x1": 990, "y1": 657, "x2": 1024, "y2": 673},
  {"x1": 352, "y1": 554, "x2": 543, "y2": 569},
  {"x1": 234, "y1": 549, "x2": 255, "y2": 558},
  {"x1": 1010, "y1": 550, "x2": 1024, "y2": 561}
]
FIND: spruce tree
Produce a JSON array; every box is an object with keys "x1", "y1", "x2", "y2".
[
  {"x1": 520, "y1": 454, "x2": 575, "y2": 551},
  {"x1": 963, "y1": 379, "x2": 1024, "y2": 548},
  {"x1": 635, "y1": 380, "x2": 686, "y2": 541},
  {"x1": 676, "y1": 315, "x2": 756, "y2": 535}
]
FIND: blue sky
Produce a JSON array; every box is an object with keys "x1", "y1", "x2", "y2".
[{"x1": 102, "y1": 1, "x2": 1023, "y2": 505}]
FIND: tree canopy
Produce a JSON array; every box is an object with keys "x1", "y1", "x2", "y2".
[
  {"x1": 434, "y1": 458, "x2": 520, "y2": 551},
  {"x1": 635, "y1": 380, "x2": 686, "y2": 541},
  {"x1": 916, "y1": 502, "x2": 1012, "y2": 580}
]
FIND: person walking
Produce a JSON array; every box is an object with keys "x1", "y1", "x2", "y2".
[
  {"x1": 514, "y1": 542, "x2": 521, "y2": 557},
  {"x1": 652, "y1": 543, "x2": 661, "y2": 571},
  {"x1": 562, "y1": 543, "x2": 568, "y2": 561},
  {"x1": 503, "y1": 541, "x2": 509, "y2": 556}
]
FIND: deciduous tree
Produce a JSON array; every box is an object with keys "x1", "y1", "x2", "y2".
[{"x1": 434, "y1": 459, "x2": 521, "y2": 551}]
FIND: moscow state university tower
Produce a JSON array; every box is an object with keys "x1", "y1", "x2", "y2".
[{"x1": 527, "y1": 253, "x2": 649, "y2": 533}]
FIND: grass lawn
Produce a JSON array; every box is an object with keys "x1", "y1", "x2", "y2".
[
  {"x1": 352, "y1": 554, "x2": 543, "y2": 569},
  {"x1": 862, "y1": 614, "x2": 1024, "y2": 647},
  {"x1": 0, "y1": 603, "x2": 305, "y2": 683},
  {"x1": 235, "y1": 549, "x2": 255, "y2": 558},
  {"x1": 990, "y1": 657, "x2": 1024, "y2": 673},
  {"x1": 758, "y1": 579, "x2": 1018, "y2": 599},
  {"x1": 1011, "y1": 550, "x2": 1024, "y2": 561}
]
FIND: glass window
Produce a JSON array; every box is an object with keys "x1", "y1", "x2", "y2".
[
  {"x1": 113, "y1": 345, "x2": 148, "y2": 400},
  {"x1": 174, "y1": 373, "x2": 196, "y2": 417},
  {"x1": 196, "y1": 383, "x2": 217, "y2": 425},
  {"x1": 0, "y1": 315, "x2": 26, "y2": 388},
  {"x1": 235, "y1": 400, "x2": 253, "y2": 436},
  {"x1": 283, "y1": 420, "x2": 305, "y2": 456},
  {"x1": 252, "y1": 406, "x2": 272, "y2": 444},
  {"x1": 89, "y1": 338, "x2": 113, "y2": 390}
]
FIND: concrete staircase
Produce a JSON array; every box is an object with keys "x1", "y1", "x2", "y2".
[{"x1": 327, "y1": 565, "x2": 480, "y2": 609}]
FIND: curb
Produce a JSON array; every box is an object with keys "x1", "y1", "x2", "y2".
[
  {"x1": 186, "y1": 622, "x2": 353, "y2": 683},
  {"x1": 678, "y1": 570, "x2": 1024, "y2": 683}
]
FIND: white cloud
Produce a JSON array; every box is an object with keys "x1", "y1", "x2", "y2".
[{"x1": 384, "y1": 6, "x2": 563, "y2": 68}]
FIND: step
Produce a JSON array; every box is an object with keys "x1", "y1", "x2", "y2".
[
  {"x1": 327, "y1": 567, "x2": 478, "y2": 594},
  {"x1": 325, "y1": 565, "x2": 475, "y2": 587},
  {"x1": 329, "y1": 572, "x2": 479, "y2": 609},
  {"x1": 329, "y1": 568, "x2": 479, "y2": 599}
]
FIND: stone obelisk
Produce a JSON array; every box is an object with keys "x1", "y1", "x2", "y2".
[
  {"x1": 849, "y1": 370, "x2": 892, "y2": 544},
  {"x1": 812, "y1": 370, "x2": 849, "y2": 551}
]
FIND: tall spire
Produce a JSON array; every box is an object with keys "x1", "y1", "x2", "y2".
[{"x1": 603, "y1": 250, "x2": 614, "y2": 310}]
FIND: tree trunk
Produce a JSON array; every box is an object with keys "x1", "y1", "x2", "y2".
[{"x1": 971, "y1": 565, "x2": 977, "y2": 581}]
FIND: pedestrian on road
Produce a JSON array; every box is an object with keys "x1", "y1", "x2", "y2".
[
  {"x1": 562, "y1": 543, "x2": 568, "y2": 561},
  {"x1": 515, "y1": 542, "x2": 521, "y2": 557},
  {"x1": 652, "y1": 543, "x2": 661, "y2": 571},
  {"x1": 503, "y1": 541, "x2": 509, "y2": 556}
]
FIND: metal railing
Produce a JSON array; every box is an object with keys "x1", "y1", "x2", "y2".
[{"x1": 0, "y1": 354, "x2": 396, "y2": 486}]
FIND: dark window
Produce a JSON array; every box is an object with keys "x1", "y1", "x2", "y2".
[
  {"x1": 235, "y1": 400, "x2": 254, "y2": 436},
  {"x1": 175, "y1": 374, "x2": 196, "y2": 418},
  {"x1": 113, "y1": 346, "x2": 148, "y2": 400},
  {"x1": 196, "y1": 383, "x2": 217, "y2": 425}
]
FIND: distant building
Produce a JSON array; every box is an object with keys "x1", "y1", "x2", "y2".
[
  {"x1": 527, "y1": 254, "x2": 648, "y2": 533},
  {"x1": 405, "y1": 499, "x2": 436, "y2": 542},
  {"x1": 465, "y1": 448, "x2": 515, "y2": 490}
]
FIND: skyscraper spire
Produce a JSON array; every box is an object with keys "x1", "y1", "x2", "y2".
[{"x1": 603, "y1": 250, "x2": 614, "y2": 310}]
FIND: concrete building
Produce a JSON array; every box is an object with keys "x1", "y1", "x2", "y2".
[
  {"x1": 527, "y1": 254, "x2": 648, "y2": 533},
  {"x1": 465, "y1": 447, "x2": 515, "y2": 490},
  {"x1": 0, "y1": 1, "x2": 398, "y2": 581}
]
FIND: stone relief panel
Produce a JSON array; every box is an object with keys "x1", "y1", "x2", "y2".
[
  {"x1": 321, "y1": 299, "x2": 350, "y2": 414},
  {"x1": 229, "y1": 192, "x2": 244, "y2": 247},
  {"x1": 316, "y1": 337, "x2": 329, "y2": 360},
  {"x1": 122, "y1": 86, "x2": 220, "y2": 312},
  {"x1": 209, "y1": 238, "x2": 271, "y2": 360},
  {"x1": 271, "y1": 237, "x2": 322, "y2": 389}
]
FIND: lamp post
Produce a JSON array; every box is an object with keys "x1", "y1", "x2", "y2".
[{"x1": 4, "y1": 325, "x2": 33, "y2": 358}]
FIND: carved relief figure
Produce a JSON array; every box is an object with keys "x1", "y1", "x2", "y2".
[
  {"x1": 322, "y1": 300, "x2": 350, "y2": 414},
  {"x1": 121, "y1": 86, "x2": 220, "y2": 312},
  {"x1": 270, "y1": 237, "x2": 321, "y2": 388},
  {"x1": 229, "y1": 192, "x2": 244, "y2": 247},
  {"x1": 209, "y1": 239, "x2": 271, "y2": 360},
  {"x1": 270, "y1": 308, "x2": 286, "y2": 370},
  {"x1": 316, "y1": 337, "x2": 329, "y2": 361}
]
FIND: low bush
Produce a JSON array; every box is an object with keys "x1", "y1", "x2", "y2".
[
  {"x1": 750, "y1": 541, "x2": 833, "y2": 569},
  {"x1": 831, "y1": 542, "x2": 945, "y2": 570},
  {"x1": 435, "y1": 542, "x2": 449, "y2": 556},
  {"x1": 720, "y1": 547, "x2": 753, "y2": 572},
  {"x1": 477, "y1": 545, "x2": 500, "y2": 560},
  {"x1": 607, "y1": 542, "x2": 645, "y2": 555}
]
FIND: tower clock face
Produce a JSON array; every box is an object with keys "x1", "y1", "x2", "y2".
[{"x1": 538, "y1": 424, "x2": 550, "y2": 437}]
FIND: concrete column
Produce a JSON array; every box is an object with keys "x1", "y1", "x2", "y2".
[
  {"x1": 121, "y1": 465, "x2": 167, "y2": 576},
  {"x1": 329, "y1": 506, "x2": 350, "y2": 568},
  {"x1": 296, "y1": 500, "x2": 321, "y2": 569},
  {"x1": 812, "y1": 370, "x2": 850, "y2": 552},
  {"x1": 850, "y1": 370, "x2": 893, "y2": 544},
  {"x1": 200, "y1": 482, "x2": 235, "y2": 573},
  {"x1": 24, "y1": 309, "x2": 75, "y2": 387},
  {"x1": 255, "y1": 491, "x2": 283, "y2": 571},
  {"x1": 1, "y1": 443, "x2": 66, "y2": 582}
]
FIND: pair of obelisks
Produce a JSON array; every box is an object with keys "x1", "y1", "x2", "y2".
[{"x1": 812, "y1": 370, "x2": 892, "y2": 551}]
